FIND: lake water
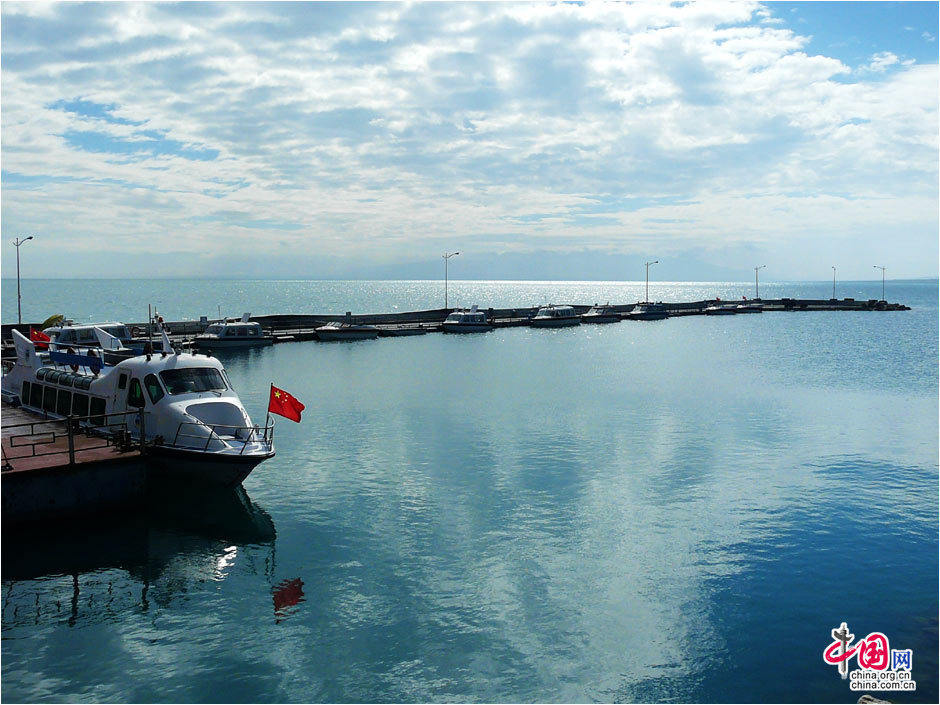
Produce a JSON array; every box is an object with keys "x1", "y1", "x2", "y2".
[{"x1": 2, "y1": 279, "x2": 937, "y2": 703}]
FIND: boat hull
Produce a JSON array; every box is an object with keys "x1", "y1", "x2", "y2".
[
  {"x1": 194, "y1": 338, "x2": 274, "y2": 349},
  {"x1": 442, "y1": 323, "x2": 494, "y2": 333},
  {"x1": 530, "y1": 317, "x2": 581, "y2": 328},
  {"x1": 628, "y1": 312, "x2": 668, "y2": 320},
  {"x1": 705, "y1": 308, "x2": 737, "y2": 315},
  {"x1": 581, "y1": 314, "x2": 621, "y2": 324},
  {"x1": 378, "y1": 328, "x2": 430, "y2": 337},
  {"x1": 145, "y1": 446, "x2": 275, "y2": 488},
  {"x1": 315, "y1": 329, "x2": 379, "y2": 341}
]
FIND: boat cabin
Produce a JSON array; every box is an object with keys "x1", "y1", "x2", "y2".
[
  {"x1": 200, "y1": 322, "x2": 266, "y2": 340},
  {"x1": 534, "y1": 305, "x2": 576, "y2": 319},
  {"x1": 444, "y1": 309, "x2": 488, "y2": 324},
  {"x1": 43, "y1": 322, "x2": 132, "y2": 347}
]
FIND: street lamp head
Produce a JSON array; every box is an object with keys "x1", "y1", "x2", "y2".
[{"x1": 25, "y1": 236, "x2": 33, "y2": 242}]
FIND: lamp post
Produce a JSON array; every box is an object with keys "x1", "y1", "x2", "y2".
[
  {"x1": 443, "y1": 251, "x2": 459, "y2": 309},
  {"x1": 754, "y1": 265, "x2": 766, "y2": 300},
  {"x1": 645, "y1": 260, "x2": 658, "y2": 303},
  {"x1": 13, "y1": 236, "x2": 34, "y2": 325},
  {"x1": 832, "y1": 266, "x2": 836, "y2": 300},
  {"x1": 874, "y1": 265, "x2": 886, "y2": 301}
]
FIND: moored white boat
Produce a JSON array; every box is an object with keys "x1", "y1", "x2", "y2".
[
  {"x1": 705, "y1": 303, "x2": 738, "y2": 315},
  {"x1": 531, "y1": 305, "x2": 581, "y2": 328},
  {"x1": 581, "y1": 303, "x2": 621, "y2": 324},
  {"x1": 442, "y1": 305, "x2": 494, "y2": 333},
  {"x1": 627, "y1": 303, "x2": 669, "y2": 321},
  {"x1": 194, "y1": 315, "x2": 274, "y2": 349},
  {"x1": 736, "y1": 302, "x2": 764, "y2": 313},
  {"x1": 315, "y1": 320, "x2": 380, "y2": 341},
  {"x1": 1, "y1": 328, "x2": 275, "y2": 487}
]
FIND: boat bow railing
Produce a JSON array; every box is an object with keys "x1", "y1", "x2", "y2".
[{"x1": 171, "y1": 418, "x2": 275, "y2": 455}]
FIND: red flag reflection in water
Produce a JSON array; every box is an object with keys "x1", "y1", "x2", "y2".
[{"x1": 273, "y1": 577, "x2": 305, "y2": 623}]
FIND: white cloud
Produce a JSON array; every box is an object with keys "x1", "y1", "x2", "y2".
[
  {"x1": 861, "y1": 51, "x2": 901, "y2": 73},
  {"x1": 0, "y1": 1, "x2": 936, "y2": 278}
]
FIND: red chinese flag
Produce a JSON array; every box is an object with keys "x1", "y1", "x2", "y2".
[
  {"x1": 29, "y1": 327, "x2": 50, "y2": 350},
  {"x1": 268, "y1": 384, "x2": 305, "y2": 422}
]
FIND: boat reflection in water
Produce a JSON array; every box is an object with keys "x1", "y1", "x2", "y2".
[{"x1": 2, "y1": 487, "x2": 279, "y2": 629}]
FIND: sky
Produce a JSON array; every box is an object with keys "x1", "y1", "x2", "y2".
[{"x1": 1, "y1": 1, "x2": 937, "y2": 281}]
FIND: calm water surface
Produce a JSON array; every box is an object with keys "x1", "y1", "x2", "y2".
[{"x1": 2, "y1": 280, "x2": 937, "y2": 703}]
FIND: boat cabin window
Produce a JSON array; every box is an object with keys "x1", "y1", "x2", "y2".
[
  {"x1": 57, "y1": 390, "x2": 72, "y2": 416},
  {"x1": 47, "y1": 370, "x2": 63, "y2": 383},
  {"x1": 102, "y1": 326, "x2": 129, "y2": 339},
  {"x1": 204, "y1": 325, "x2": 222, "y2": 335},
  {"x1": 127, "y1": 378, "x2": 146, "y2": 408},
  {"x1": 118, "y1": 373, "x2": 128, "y2": 390},
  {"x1": 144, "y1": 374, "x2": 165, "y2": 404},
  {"x1": 21, "y1": 381, "x2": 30, "y2": 404},
  {"x1": 36, "y1": 368, "x2": 48, "y2": 380},
  {"x1": 43, "y1": 386, "x2": 57, "y2": 413},
  {"x1": 76, "y1": 329, "x2": 97, "y2": 344},
  {"x1": 72, "y1": 393, "x2": 89, "y2": 418},
  {"x1": 58, "y1": 373, "x2": 74, "y2": 387},
  {"x1": 89, "y1": 397, "x2": 106, "y2": 426},
  {"x1": 56, "y1": 330, "x2": 75, "y2": 344},
  {"x1": 445, "y1": 313, "x2": 461, "y2": 322},
  {"x1": 30, "y1": 383, "x2": 43, "y2": 408},
  {"x1": 75, "y1": 376, "x2": 92, "y2": 391},
  {"x1": 160, "y1": 368, "x2": 226, "y2": 395}
]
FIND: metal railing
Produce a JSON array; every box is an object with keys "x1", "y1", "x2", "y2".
[
  {"x1": 170, "y1": 418, "x2": 275, "y2": 455},
  {"x1": 2, "y1": 409, "x2": 143, "y2": 469}
]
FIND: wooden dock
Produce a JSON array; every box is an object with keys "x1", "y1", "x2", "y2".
[{"x1": 2, "y1": 402, "x2": 147, "y2": 522}]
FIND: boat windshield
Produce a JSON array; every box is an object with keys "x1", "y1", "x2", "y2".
[
  {"x1": 203, "y1": 325, "x2": 223, "y2": 335},
  {"x1": 445, "y1": 313, "x2": 462, "y2": 322},
  {"x1": 160, "y1": 368, "x2": 227, "y2": 394}
]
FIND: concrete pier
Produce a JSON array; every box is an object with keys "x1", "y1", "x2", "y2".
[{"x1": 0, "y1": 297, "x2": 911, "y2": 350}]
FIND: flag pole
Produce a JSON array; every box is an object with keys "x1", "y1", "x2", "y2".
[{"x1": 266, "y1": 382, "x2": 273, "y2": 435}]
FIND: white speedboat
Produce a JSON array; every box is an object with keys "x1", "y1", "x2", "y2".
[
  {"x1": 195, "y1": 315, "x2": 274, "y2": 349},
  {"x1": 2, "y1": 329, "x2": 275, "y2": 487},
  {"x1": 627, "y1": 303, "x2": 669, "y2": 321},
  {"x1": 315, "y1": 321, "x2": 380, "y2": 341},
  {"x1": 705, "y1": 303, "x2": 738, "y2": 315},
  {"x1": 442, "y1": 305, "x2": 494, "y2": 333},
  {"x1": 581, "y1": 303, "x2": 621, "y2": 324},
  {"x1": 736, "y1": 302, "x2": 764, "y2": 313},
  {"x1": 531, "y1": 305, "x2": 581, "y2": 328}
]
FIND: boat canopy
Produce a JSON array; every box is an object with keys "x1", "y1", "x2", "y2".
[
  {"x1": 201, "y1": 322, "x2": 264, "y2": 337},
  {"x1": 537, "y1": 305, "x2": 575, "y2": 317}
]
